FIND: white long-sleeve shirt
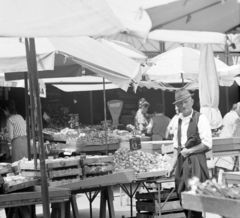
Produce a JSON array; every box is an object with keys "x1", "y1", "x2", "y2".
[{"x1": 173, "y1": 110, "x2": 212, "y2": 150}]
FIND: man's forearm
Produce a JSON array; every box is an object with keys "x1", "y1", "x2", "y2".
[
  {"x1": 171, "y1": 148, "x2": 178, "y2": 169},
  {"x1": 189, "y1": 143, "x2": 209, "y2": 154}
]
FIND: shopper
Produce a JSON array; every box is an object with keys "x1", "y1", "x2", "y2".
[
  {"x1": 166, "y1": 88, "x2": 212, "y2": 218},
  {"x1": 147, "y1": 103, "x2": 170, "y2": 141},
  {"x1": 220, "y1": 103, "x2": 240, "y2": 137},
  {"x1": 1, "y1": 99, "x2": 28, "y2": 162},
  {"x1": 166, "y1": 105, "x2": 179, "y2": 139},
  {"x1": 134, "y1": 98, "x2": 150, "y2": 133}
]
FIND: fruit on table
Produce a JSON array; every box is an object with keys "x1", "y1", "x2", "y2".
[
  {"x1": 113, "y1": 148, "x2": 171, "y2": 173},
  {"x1": 3, "y1": 175, "x2": 35, "y2": 188}
]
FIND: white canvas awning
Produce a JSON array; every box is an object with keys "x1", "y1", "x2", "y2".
[{"x1": 0, "y1": 0, "x2": 124, "y2": 37}]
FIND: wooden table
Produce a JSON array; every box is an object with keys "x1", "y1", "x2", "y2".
[
  {"x1": 59, "y1": 170, "x2": 136, "y2": 218},
  {"x1": 0, "y1": 186, "x2": 71, "y2": 218}
]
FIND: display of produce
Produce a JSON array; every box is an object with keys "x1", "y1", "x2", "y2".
[
  {"x1": 113, "y1": 148, "x2": 172, "y2": 173},
  {"x1": 188, "y1": 177, "x2": 240, "y2": 199}
]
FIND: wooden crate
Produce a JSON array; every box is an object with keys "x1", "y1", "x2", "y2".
[
  {"x1": 135, "y1": 190, "x2": 178, "y2": 201},
  {"x1": 137, "y1": 212, "x2": 185, "y2": 218},
  {"x1": 136, "y1": 170, "x2": 167, "y2": 180},
  {"x1": 0, "y1": 168, "x2": 12, "y2": 175},
  {"x1": 182, "y1": 192, "x2": 240, "y2": 218},
  {"x1": 0, "y1": 186, "x2": 70, "y2": 208},
  {"x1": 136, "y1": 200, "x2": 182, "y2": 214},
  {"x1": 141, "y1": 141, "x2": 173, "y2": 154}
]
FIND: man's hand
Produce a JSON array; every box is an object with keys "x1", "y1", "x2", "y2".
[
  {"x1": 180, "y1": 148, "x2": 190, "y2": 158},
  {"x1": 166, "y1": 166, "x2": 175, "y2": 177}
]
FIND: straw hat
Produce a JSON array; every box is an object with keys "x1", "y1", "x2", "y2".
[{"x1": 173, "y1": 88, "x2": 194, "y2": 104}]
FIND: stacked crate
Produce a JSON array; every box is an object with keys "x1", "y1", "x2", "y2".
[
  {"x1": 20, "y1": 157, "x2": 83, "y2": 187},
  {"x1": 135, "y1": 189, "x2": 185, "y2": 218},
  {"x1": 81, "y1": 155, "x2": 114, "y2": 179}
]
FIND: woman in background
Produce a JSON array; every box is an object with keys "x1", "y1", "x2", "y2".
[
  {"x1": 1, "y1": 100, "x2": 28, "y2": 162},
  {"x1": 134, "y1": 98, "x2": 150, "y2": 133},
  {"x1": 147, "y1": 104, "x2": 170, "y2": 141}
]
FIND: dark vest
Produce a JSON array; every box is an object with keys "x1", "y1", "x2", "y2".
[{"x1": 178, "y1": 110, "x2": 201, "y2": 149}]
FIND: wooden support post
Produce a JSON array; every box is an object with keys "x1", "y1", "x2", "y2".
[
  {"x1": 71, "y1": 195, "x2": 80, "y2": 218},
  {"x1": 107, "y1": 186, "x2": 115, "y2": 218},
  {"x1": 100, "y1": 190, "x2": 107, "y2": 218}
]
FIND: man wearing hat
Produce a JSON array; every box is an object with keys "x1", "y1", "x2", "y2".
[{"x1": 166, "y1": 88, "x2": 212, "y2": 218}]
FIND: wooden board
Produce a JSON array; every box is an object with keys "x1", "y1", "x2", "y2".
[
  {"x1": 135, "y1": 190, "x2": 178, "y2": 201},
  {"x1": 136, "y1": 200, "x2": 182, "y2": 213},
  {"x1": 59, "y1": 170, "x2": 136, "y2": 190},
  {"x1": 46, "y1": 159, "x2": 80, "y2": 169},
  {"x1": 4, "y1": 179, "x2": 39, "y2": 193},
  {"x1": 137, "y1": 212, "x2": 185, "y2": 218},
  {"x1": 0, "y1": 186, "x2": 70, "y2": 208},
  {"x1": 223, "y1": 172, "x2": 240, "y2": 185},
  {"x1": 136, "y1": 170, "x2": 167, "y2": 180},
  {"x1": 182, "y1": 192, "x2": 240, "y2": 218},
  {"x1": 49, "y1": 178, "x2": 81, "y2": 187},
  {"x1": 212, "y1": 137, "x2": 240, "y2": 153},
  {"x1": 81, "y1": 156, "x2": 113, "y2": 165},
  {"x1": 21, "y1": 171, "x2": 42, "y2": 177},
  {"x1": 49, "y1": 168, "x2": 82, "y2": 178}
]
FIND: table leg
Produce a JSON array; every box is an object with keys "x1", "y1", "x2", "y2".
[
  {"x1": 107, "y1": 186, "x2": 115, "y2": 218},
  {"x1": 100, "y1": 190, "x2": 107, "y2": 218},
  {"x1": 71, "y1": 195, "x2": 81, "y2": 218},
  {"x1": 65, "y1": 201, "x2": 71, "y2": 218},
  {"x1": 60, "y1": 202, "x2": 65, "y2": 218},
  {"x1": 157, "y1": 183, "x2": 161, "y2": 218}
]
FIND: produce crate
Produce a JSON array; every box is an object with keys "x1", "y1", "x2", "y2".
[
  {"x1": 182, "y1": 192, "x2": 240, "y2": 218},
  {"x1": 0, "y1": 186, "x2": 70, "y2": 208},
  {"x1": 136, "y1": 200, "x2": 182, "y2": 214},
  {"x1": 20, "y1": 158, "x2": 83, "y2": 187},
  {"x1": 83, "y1": 164, "x2": 114, "y2": 175}
]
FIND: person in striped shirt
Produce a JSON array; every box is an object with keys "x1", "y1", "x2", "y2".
[{"x1": 1, "y1": 99, "x2": 28, "y2": 162}]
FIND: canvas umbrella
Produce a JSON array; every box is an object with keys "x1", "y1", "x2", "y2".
[
  {"x1": 144, "y1": 46, "x2": 228, "y2": 83},
  {"x1": 199, "y1": 44, "x2": 223, "y2": 130},
  {"x1": 4, "y1": 37, "x2": 141, "y2": 91}
]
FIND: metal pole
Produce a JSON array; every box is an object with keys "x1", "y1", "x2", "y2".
[
  {"x1": 89, "y1": 91, "x2": 93, "y2": 125},
  {"x1": 24, "y1": 72, "x2": 31, "y2": 160},
  {"x1": 181, "y1": 73, "x2": 184, "y2": 86},
  {"x1": 224, "y1": 44, "x2": 229, "y2": 113},
  {"x1": 25, "y1": 39, "x2": 37, "y2": 169},
  {"x1": 29, "y1": 38, "x2": 50, "y2": 218},
  {"x1": 160, "y1": 42, "x2": 166, "y2": 111},
  {"x1": 103, "y1": 78, "x2": 108, "y2": 155}
]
